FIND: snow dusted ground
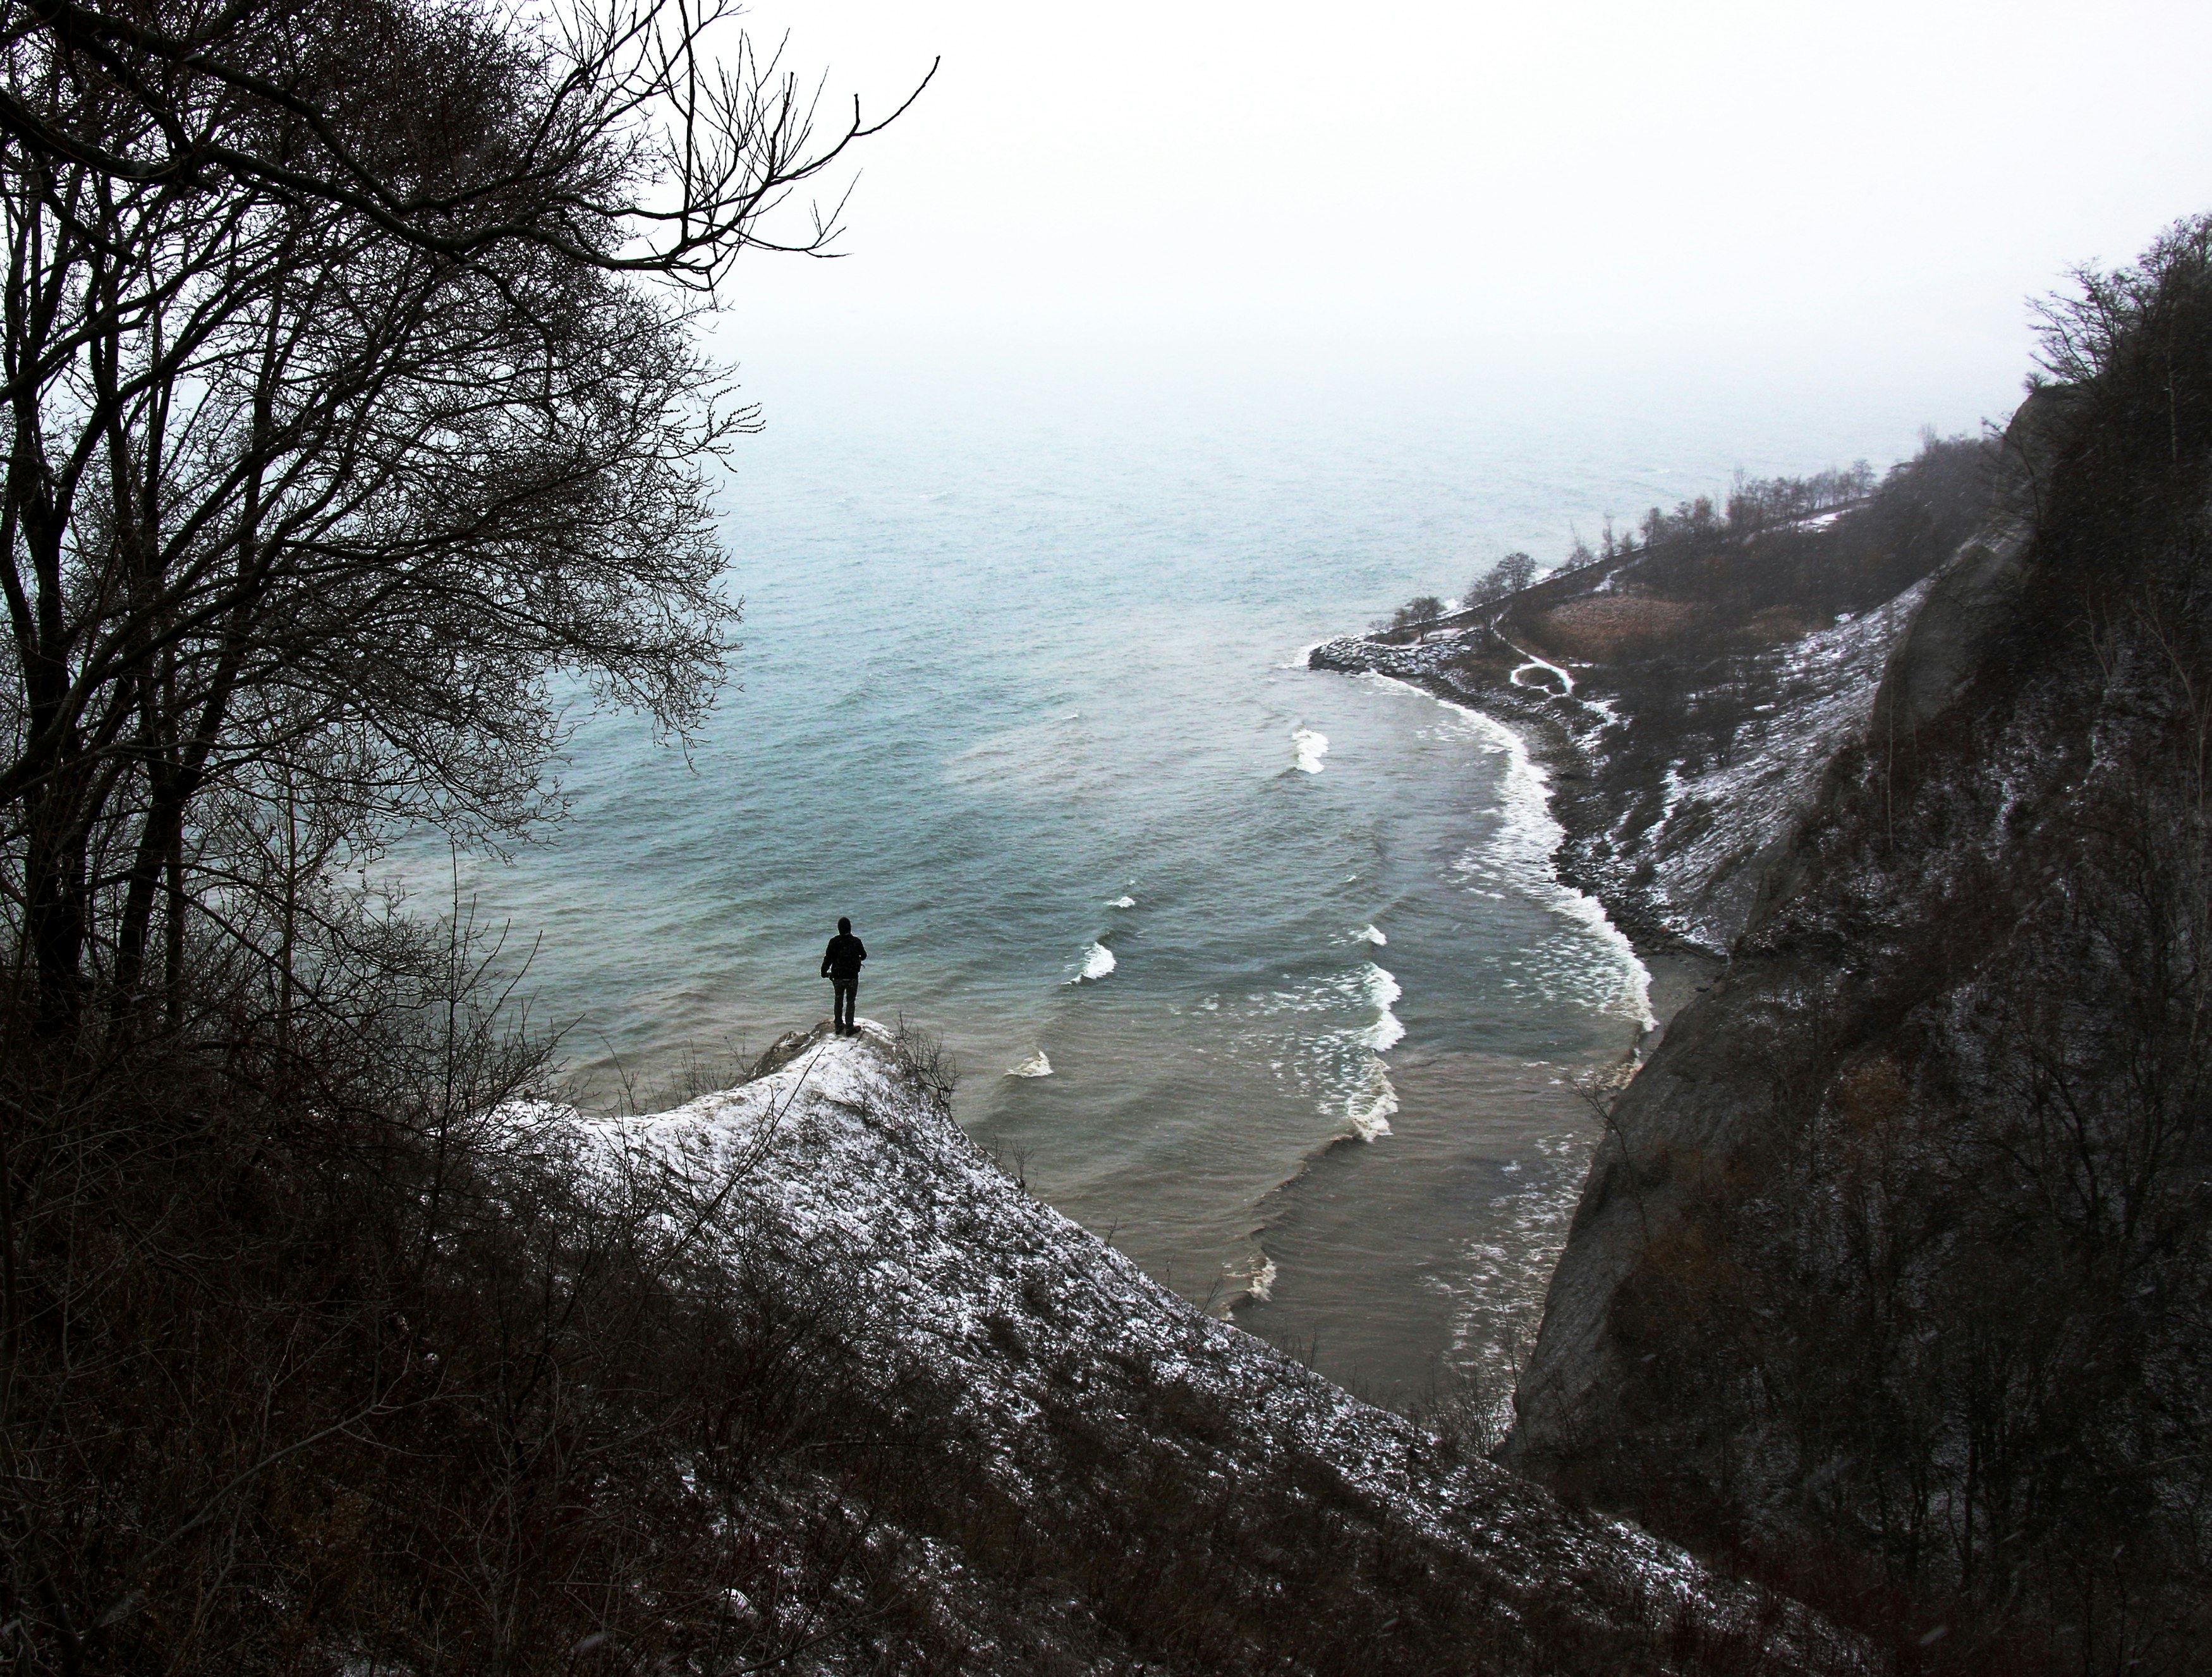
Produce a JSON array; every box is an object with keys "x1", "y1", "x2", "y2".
[
  {"x1": 1593, "y1": 579, "x2": 1934, "y2": 952},
  {"x1": 554, "y1": 1019, "x2": 1860, "y2": 1673}
]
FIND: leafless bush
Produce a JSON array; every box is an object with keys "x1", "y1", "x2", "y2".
[
  {"x1": 588, "y1": 1034, "x2": 760, "y2": 1117},
  {"x1": 1403, "y1": 1358, "x2": 1516, "y2": 1462},
  {"x1": 888, "y1": 1014, "x2": 959, "y2": 1108}
]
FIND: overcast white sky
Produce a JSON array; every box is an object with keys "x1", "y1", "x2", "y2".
[{"x1": 710, "y1": 0, "x2": 2212, "y2": 430}]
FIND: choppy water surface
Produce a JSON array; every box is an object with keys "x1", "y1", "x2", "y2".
[{"x1": 424, "y1": 378, "x2": 1943, "y2": 1394}]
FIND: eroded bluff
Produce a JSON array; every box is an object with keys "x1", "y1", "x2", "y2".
[{"x1": 1510, "y1": 358, "x2": 2212, "y2": 1673}]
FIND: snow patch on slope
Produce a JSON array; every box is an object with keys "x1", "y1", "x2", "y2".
[
  {"x1": 535, "y1": 1022, "x2": 1850, "y2": 1666},
  {"x1": 1632, "y1": 579, "x2": 1931, "y2": 952}
]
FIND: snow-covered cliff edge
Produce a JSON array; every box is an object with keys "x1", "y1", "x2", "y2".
[{"x1": 549, "y1": 1017, "x2": 1860, "y2": 1673}]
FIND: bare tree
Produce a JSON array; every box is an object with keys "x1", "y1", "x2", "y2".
[
  {"x1": 1466, "y1": 552, "x2": 1536, "y2": 607},
  {"x1": 0, "y1": 0, "x2": 923, "y2": 1036},
  {"x1": 0, "y1": 0, "x2": 934, "y2": 289}
]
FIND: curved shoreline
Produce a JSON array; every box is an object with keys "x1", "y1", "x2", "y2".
[
  {"x1": 1306, "y1": 636, "x2": 1721, "y2": 1032},
  {"x1": 1219, "y1": 647, "x2": 1705, "y2": 1365}
]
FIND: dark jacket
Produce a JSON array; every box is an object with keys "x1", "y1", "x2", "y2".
[{"x1": 821, "y1": 933, "x2": 866, "y2": 984}]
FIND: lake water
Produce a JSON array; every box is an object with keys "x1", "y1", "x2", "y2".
[{"x1": 424, "y1": 369, "x2": 1964, "y2": 1396}]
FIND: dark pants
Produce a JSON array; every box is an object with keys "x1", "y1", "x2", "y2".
[{"x1": 832, "y1": 979, "x2": 857, "y2": 1032}]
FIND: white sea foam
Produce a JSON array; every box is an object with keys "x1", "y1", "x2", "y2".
[
  {"x1": 1484, "y1": 723, "x2": 1654, "y2": 1027},
  {"x1": 1107, "y1": 895, "x2": 1136, "y2": 909},
  {"x1": 1291, "y1": 725, "x2": 1328, "y2": 773},
  {"x1": 1347, "y1": 1062, "x2": 1398, "y2": 1140},
  {"x1": 1370, "y1": 675, "x2": 1655, "y2": 1029},
  {"x1": 1356, "y1": 923, "x2": 1387, "y2": 945},
  {"x1": 1072, "y1": 941, "x2": 1117, "y2": 982},
  {"x1": 1363, "y1": 962, "x2": 1406, "y2": 1051},
  {"x1": 1006, "y1": 1050, "x2": 1054, "y2": 1078},
  {"x1": 1246, "y1": 1252, "x2": 1279, "y2": 1302}
]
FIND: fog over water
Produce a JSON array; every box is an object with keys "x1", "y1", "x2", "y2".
[{"x1": 714, "y1": 0, "x2": 2212, "y2": 418}]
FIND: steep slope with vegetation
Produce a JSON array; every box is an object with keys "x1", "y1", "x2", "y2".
[
  {"x1": 548, "y1": 1019, "x2": 1864, "y2": 1676},
  {"x1": 1507, "y1": 222, "x2": 2212, "y2": 1674},
  {"x1": 5, "y1": 986, "x2": 1879, "y2": 1673}
]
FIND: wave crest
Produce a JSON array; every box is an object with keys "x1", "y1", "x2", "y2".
[
  {"x1": 1347, "y1": 1062, "x2": 1398, "y2": 1140},
  {"x1": 1362, "y1": 962, "x2": 1405, "y2": 1051}
]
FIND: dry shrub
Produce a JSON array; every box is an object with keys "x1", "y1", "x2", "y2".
[
  {"x1": 1742, "y1": 607, "x2": 1820, "y2": 642},
  {"x1": 1536, "y1": 596, "x2": 1709, "y2": 660}
]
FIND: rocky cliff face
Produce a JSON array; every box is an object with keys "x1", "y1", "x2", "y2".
[
  {"x1": 564, "y1": 1018, "x2": 1861, "y2": 1674},
  {"x1": 1505, "y1": 230, "x2": 2212, "y2": 1673},
  {"x1": 1503, "y1": 463, "x2": 2048, "y2": 1458}
]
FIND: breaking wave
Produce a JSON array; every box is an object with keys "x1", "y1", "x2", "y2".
[
  {"x1": 1356, "y1": 923, "x2": 1387, "y2": 945},
  {"x1": 1347, "y1": 1062, "x2": 1398, "y2": 1140},
  {"x1": 1072, "y1": 941, "x2": 1117, "y2": 983},
  {"x1": 1291, "y1": 726, "x2": 1328, "y2": 773},
  {"x1": 1006, "y1": 1050, "x2": 1054, "y2": 1078},
  {"x1": 1107, "y1": 895, "x2": 1136, "y2": 909},
  {"x1": 1245, "y1": 1252, "x2": 1279, "y2": 1302},
  {"x1": 1366, "y1": 676, "x2": 1654, "y2": 1029},
  {"x1": 1363, "y1": 962, "x2": 1405, "y2": 1051},
  {"x1": 1236, "y1": 957, "x2": 1408, "y2": 1147},
  {"x1": 1471, "y1": 715, "x2": 1653, "y2": 1027}
]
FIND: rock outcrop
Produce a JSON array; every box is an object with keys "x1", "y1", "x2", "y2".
[{"x1": 1505, "y1": 395, "x2": 2070, "y2": 1473}]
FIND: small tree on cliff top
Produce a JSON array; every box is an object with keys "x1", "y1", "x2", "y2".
[{"x1": 1468, "y1": 552, "x2": 1537, "y2": 605}]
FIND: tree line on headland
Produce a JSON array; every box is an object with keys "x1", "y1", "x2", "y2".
[{"x1": 1373, "y1": 457, "x2": 1900, "y2": 641}]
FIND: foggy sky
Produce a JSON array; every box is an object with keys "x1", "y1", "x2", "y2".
[{"x1": 711, "y1": 0, "x2": 2212, "y2": 431}]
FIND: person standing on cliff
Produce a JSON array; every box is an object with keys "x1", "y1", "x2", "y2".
[{"x1": 821, "y1": 917, "x2": 866, "y2": 1036}]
